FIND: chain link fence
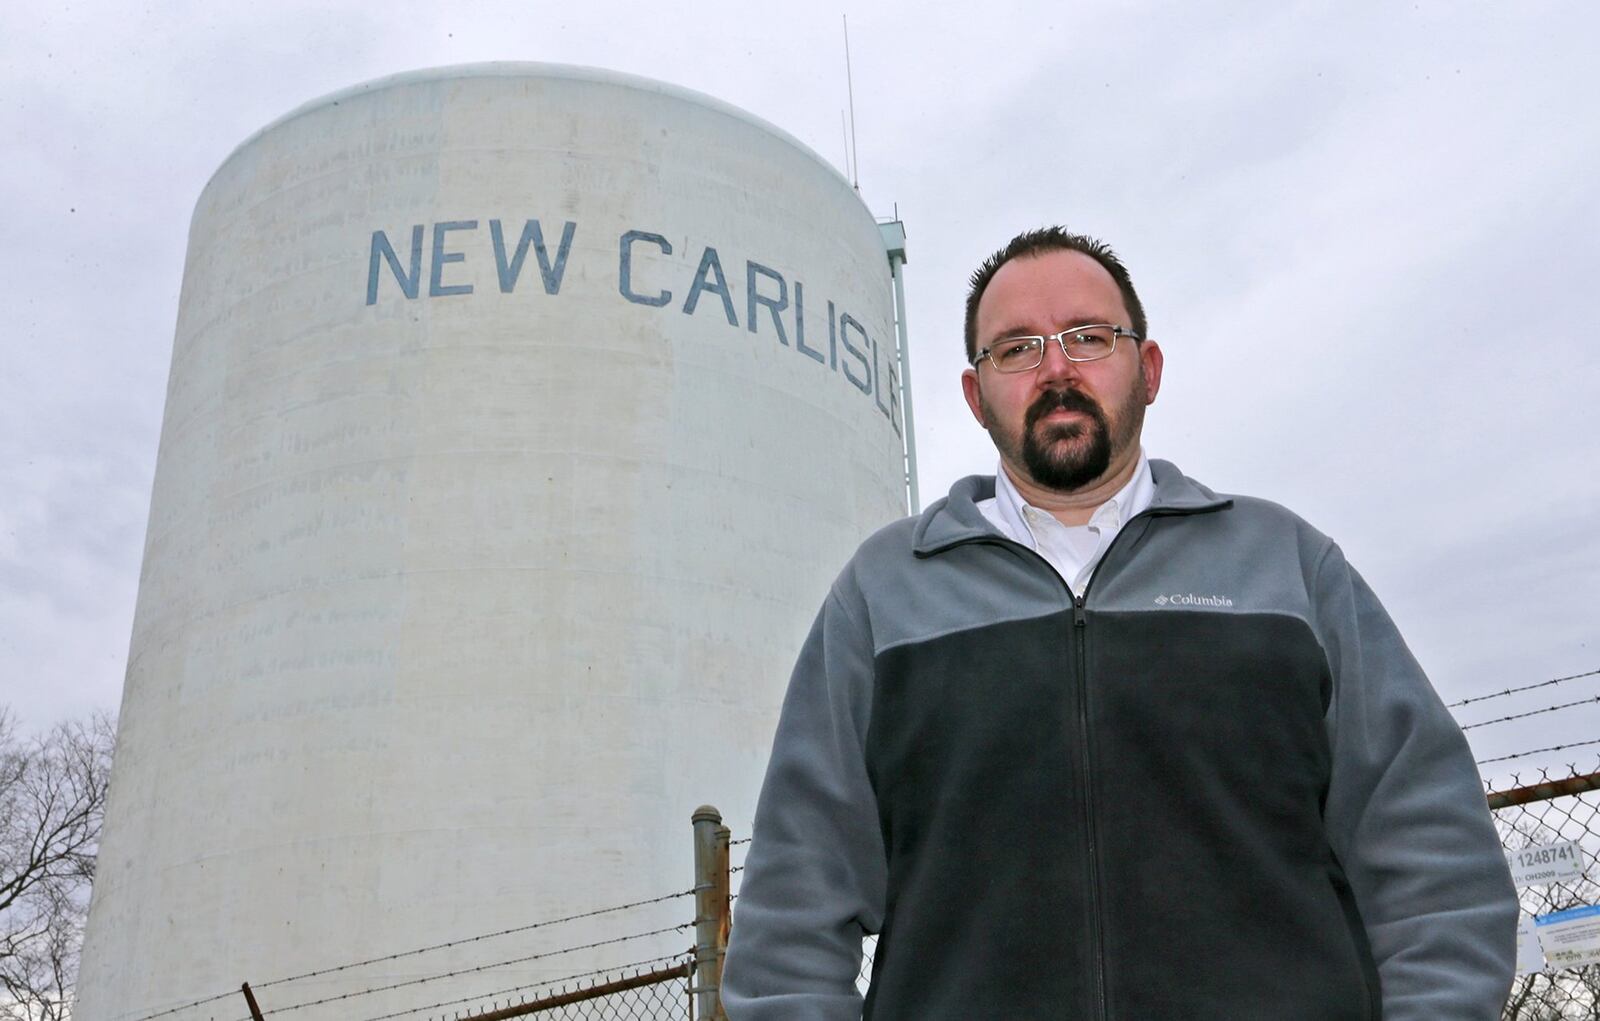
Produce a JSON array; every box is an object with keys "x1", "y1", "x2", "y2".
[
  {"x1": 520, "y1": 970, "x2": 688, "y2": 1021},
  {"x1": 1492, "y1": 764, "x2": 1600, "y2": 1020},
  {"x1": 537, "y1": 975, "x2": 687, "y2": 1021},
  {"x1": 442, "y1": 960, "x2": 693, "y2": 1021}
]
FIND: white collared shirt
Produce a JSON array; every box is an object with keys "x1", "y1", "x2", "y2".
[{"x1": 976, "y1": 451, "x2": 1156, "y2": 596}]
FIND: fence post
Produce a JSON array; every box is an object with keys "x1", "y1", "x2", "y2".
[
  {"x1": 693, "y1": 805, "x2": 731, "y2": 1021},
  {"x1": 239, "y1": 983, "x2": 266, "y2": 1021},
  {"x1": 715, "y1": 820, "x2": 732, "y2": 956}
]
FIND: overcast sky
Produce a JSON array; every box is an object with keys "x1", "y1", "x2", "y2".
[{"x1": 3, "y1": 0, "x2": 1596, "y2": 782}]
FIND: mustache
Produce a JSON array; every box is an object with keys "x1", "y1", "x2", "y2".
[{"x1": 1024, "y1": 387, "x2": 1105, "y2": 431}]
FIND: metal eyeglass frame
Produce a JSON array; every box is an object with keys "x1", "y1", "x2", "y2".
[{"x1": 971, "y1": 324, "x2": 1143, "y2": 372}]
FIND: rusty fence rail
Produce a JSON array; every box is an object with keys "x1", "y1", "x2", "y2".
[{"x1": 425, "y1": 959, "x2": 695, "y2": 1021}]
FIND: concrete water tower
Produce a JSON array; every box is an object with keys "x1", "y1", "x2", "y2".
[{"x1": 78, "y1": 63, "x2": 911, "y2": 1020}]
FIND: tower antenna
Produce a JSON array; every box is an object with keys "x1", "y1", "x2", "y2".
[
  {"x1": 843, "y1": 14, "x2": 861, "y2": 192},
  {"x1": 841, "y1": 109, "x2": 853, "y2": 182}
]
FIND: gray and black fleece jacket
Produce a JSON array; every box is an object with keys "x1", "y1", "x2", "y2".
[{"x1": 722, "y1": 460, "x2": 1517, "y2": 1020}]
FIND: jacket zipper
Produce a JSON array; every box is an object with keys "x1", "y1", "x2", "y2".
[
  {"x1": 959, "y1": 512, "x2": 1168, "y2": 1021},
  {"x1": 1072, "y1": 590, "x2": 1107, "y2": 1021},
  {"x1": 1072, "y1": 511, "x2": 1171, "y2": 1021}
]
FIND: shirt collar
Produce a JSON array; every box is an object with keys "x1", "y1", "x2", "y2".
[
  {"x1": 912, "y1": 460, "x2": 1230, "y2": 557},
  {"x1": 993, "y1": 449, "x2": 1155, "y2": 541}
]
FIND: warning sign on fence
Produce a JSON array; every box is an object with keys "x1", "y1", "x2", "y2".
[
  {"x1": 1508, "y1": 840, "x2": 1585, "y2": 889},
  {"x1": 1535, "y1": 905, "x2": 1600, "y2": 969}
]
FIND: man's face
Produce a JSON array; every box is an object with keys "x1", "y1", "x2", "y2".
[{"x1": 961, "y1": 250, "x2": 1163, "y2": 494}]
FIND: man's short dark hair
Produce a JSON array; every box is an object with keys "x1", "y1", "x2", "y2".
[{"x1": 964, "y1": 227, "x2": 1148, "y2": 363}]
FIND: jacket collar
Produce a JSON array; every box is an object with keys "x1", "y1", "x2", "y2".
[{"x1": 911, "y1": 458, "x2": 1232, "y2": 557}]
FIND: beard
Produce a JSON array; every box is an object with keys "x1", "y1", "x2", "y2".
[
  {"x1": 1022, "y1": 387, "x2": 1114, "y2": 491},
  {"x1": 984, "y1": 373, "x2": 1147, "y2": 493}
]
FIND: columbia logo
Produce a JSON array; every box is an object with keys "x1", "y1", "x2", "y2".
[{"x1": 1155, "y1": 593, "x2": 1235, "y2": 607}]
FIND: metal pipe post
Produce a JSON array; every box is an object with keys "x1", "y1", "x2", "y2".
[
  {"x1": 879, "y1": 220, "x2": 918, "y2": 513},
  {"x1": 715, "y1": 822, "x2": 732, "y2": 963},
  {"x1": 890, "y1": 254, "x2": 919, "y2": 512},
  {"x1": 692, "y1": 805, "x2": 728, "y2": 1020}
]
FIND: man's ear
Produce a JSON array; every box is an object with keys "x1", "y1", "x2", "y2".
[
  {"x1": 1139, "y1": 339, "x2": 1164, "y2": 404},
  {"x1": 961, "y1": 367, "x2": 986, "y2": 426}
]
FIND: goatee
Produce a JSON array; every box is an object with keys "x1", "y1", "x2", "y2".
[{"x1": 1020, "y1": 387, "x2": 1112, "y2": 492}]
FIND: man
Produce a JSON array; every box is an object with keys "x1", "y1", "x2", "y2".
[{"x1": 721, "y1": 227, "x2": 1518, "y2": 1019}]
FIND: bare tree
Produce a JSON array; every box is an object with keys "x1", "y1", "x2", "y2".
[{"x1": 0, "y1": 709, "x2": 115, "y2": 1021}]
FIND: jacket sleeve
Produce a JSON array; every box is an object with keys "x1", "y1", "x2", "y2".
[
  {"x1": 1315, "y1": 541, "x2": 1519, "y2": 1019},
  {"x1": 722, "y1": 583, "x2": 886, "y2": 1020}
]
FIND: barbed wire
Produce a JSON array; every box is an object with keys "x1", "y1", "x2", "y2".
[
  {"x1": 1448, "y1": 667, "x2": 1600, "y2": 709},
  {"x1": 242, "y1": 923, "x2": 692, "y2": 1020},
  {"x1": 1459, "y1": 695, "x2": 1600, "y2": 731},
  {"x1": 728, "y1": 837, "x2": 751, "y2": 846},
  {"x1": 127, "y1": 887, "x2": 695, "y2": 1021},
  {"x1": 1484, "y1": 761, "x2": 1600, "y2": 794},
  {"x1": 1479, "y1": 738, "x2": 1600, "y2": 767},
  {"x1": 350, "y1": 950, "x2": 693, "y2": 1021},
  {"x1": 121, "y1": 986, "x2": 243, "y2": 1020}
]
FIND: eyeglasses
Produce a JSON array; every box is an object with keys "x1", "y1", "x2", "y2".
[{"x1": 972, "y1": 324, "x2": 1141, "y2": 372}]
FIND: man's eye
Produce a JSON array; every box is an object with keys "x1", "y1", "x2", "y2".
[{"x1": 996, "y1": 339, "x2": 1040, "y2": 361}]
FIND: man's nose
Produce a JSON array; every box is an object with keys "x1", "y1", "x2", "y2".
[{"x1": 1035, "y1": 335, "x2": 1082, "y2": 384}]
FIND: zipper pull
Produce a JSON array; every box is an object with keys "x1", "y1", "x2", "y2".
[{"x1": 1073, "y1": 594, "x2": 1087, "y2": 627}]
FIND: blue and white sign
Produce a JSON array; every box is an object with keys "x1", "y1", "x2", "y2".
[{"x1": 1535, "y1": 905, "x2": 1600, "y2": 968}]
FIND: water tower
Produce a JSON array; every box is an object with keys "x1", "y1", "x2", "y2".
[{"x1": 78, "y1": 63, "x2": 911, "y2": 1020}]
